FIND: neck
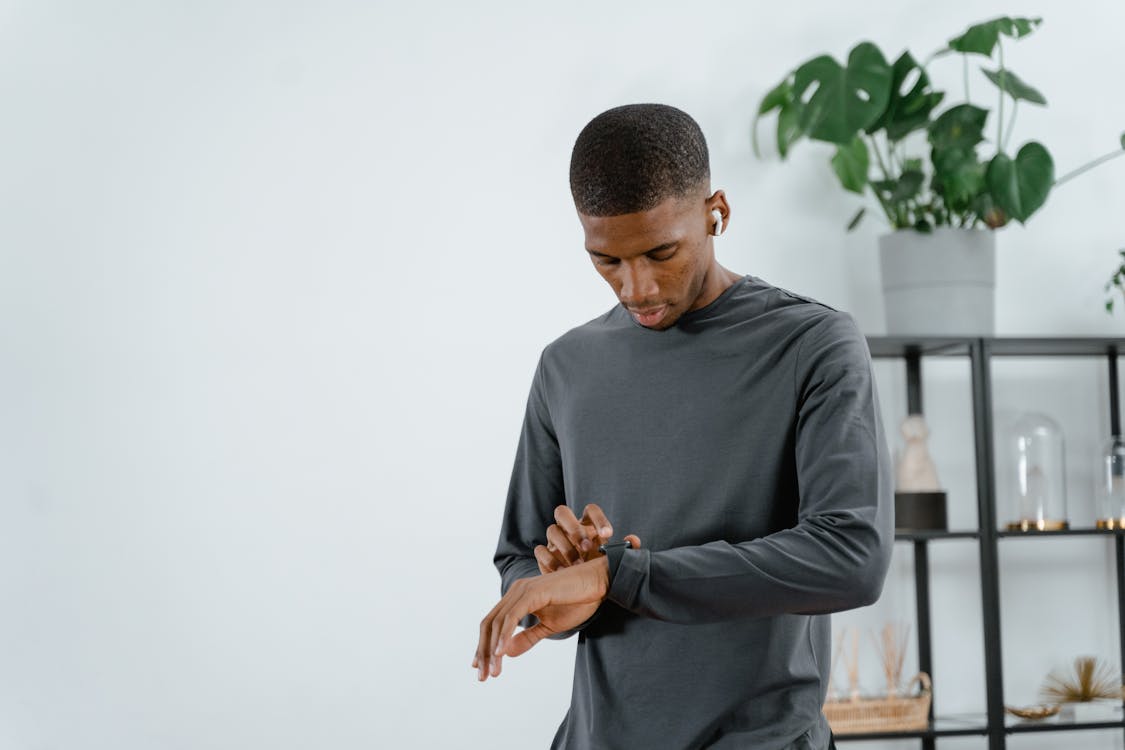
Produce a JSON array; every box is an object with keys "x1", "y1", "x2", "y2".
[{"x1": 689, "y1": 263, "x2": 742, "y2": 311}]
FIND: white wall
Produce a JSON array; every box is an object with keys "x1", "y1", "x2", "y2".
[{"x1": 1, "y1": 1, "x2": 1123, "y2": 748}]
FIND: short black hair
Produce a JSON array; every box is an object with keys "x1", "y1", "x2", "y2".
[{"x1": 569, "y1": 103, "x2": 710, "y2": 217}]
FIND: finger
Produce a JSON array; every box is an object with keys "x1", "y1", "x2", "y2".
[
  {"x1": 476, "y1": 595, "x2": 509, "y2": 682},
  {"x1": 545, "y1": 525, "x2": 577, "y2": 567},
  {"x1": 534, "y1": 544, "x2": 561, "y2": 574},
  {"x1": 494, "y1": 581, "x2": 549, "y2": 661},
  {"x1": 476, "y1": 616, "x2": 492, "y2": 681},
  {"x1": 624, "y1": 533, "x2": 642, "y2": 549},
  {"x1": 546, "y1": 524, "x2": 581, "y2": 565},
  {"x1": 505, "y1": 621, "x2": 551, "y2": 658},
  {"x1": 581, "y1": 503, "x2": 614, "y2": 543},
  {"x1": 486, "y1": 614, "x2": 507, "y2": 678},
  {"x1": 489, "y1": 585, "x2": 526, "y2": 672},
  {"x1": 496, "y1": 594, "x2": 541, "y2": 661},
  {"x1": 554, "y1": 505, "x2": 592, "y2": 553},
  {"x1": 471, "y1": 651, "x2": 497, "y2": 682}
]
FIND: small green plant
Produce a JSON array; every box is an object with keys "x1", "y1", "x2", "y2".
[
  {"x1": 1105, "y1": 249, "x2": 1125, "y2": 314},
  {"x1": 754, "y1": 16, "x2": 1124, "y2": 232}
]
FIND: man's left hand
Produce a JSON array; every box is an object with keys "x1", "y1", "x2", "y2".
[{"x1": 474, "y1": 557, "x2": 610, "y2": 682}]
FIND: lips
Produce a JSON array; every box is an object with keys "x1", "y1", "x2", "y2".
[{"x1": 629, "y1": 304, "x2": 668, "y2": 327}]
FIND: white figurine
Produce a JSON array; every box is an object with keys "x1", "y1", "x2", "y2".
[{"x1": 897, "y1": 414, "x2": 942, "y2": 492}]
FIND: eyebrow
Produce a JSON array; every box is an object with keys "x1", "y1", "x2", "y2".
[{"x1": 586, "y1": 241, "x2": 678, "y2": 259}]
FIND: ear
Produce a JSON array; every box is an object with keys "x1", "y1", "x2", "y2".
[{"x1": 707, "y1": 190, "x2": 730, "y2": 236}]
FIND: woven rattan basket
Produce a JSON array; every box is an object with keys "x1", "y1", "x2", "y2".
[{"x1": 823, "y1": 672, "x2": 932, "y2": 734}]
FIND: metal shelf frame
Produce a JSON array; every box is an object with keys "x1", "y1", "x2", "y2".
[{"x1": 837, "y1": 337, "x2": 1125, "y2": 749}]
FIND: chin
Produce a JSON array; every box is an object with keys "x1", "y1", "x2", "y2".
[{"x1": 647, "y1": 311, "x2": 684, "y2": 330}]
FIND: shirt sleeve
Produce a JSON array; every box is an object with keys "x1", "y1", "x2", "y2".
[
  {"x1": 605, "y1": 312, "x2": 895, "y2": 623},
  {"x1": 492, "y1": 352, "x2": 600, "y2": 638}
]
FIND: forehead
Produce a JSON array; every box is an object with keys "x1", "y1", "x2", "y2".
[{"x1": 578, "y1": 195, "x2": 699, "y2": 255}]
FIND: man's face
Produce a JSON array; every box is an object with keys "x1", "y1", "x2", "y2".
[{"x1": 578, "y1": 191, "x2": 726, "y2": 330}]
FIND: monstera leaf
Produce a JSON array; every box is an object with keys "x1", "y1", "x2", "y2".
[
  {"x1": 872, "y1": 169, "x2": 925, "y2": 203},
  {"x1": 774, "y1": 102, "x2": 803, "y2": 157},
  {"x1": 948, "y1": 16, "x2": 1041, "y2": 56},
  {"x1": 831, "y1": 137, "x2": 870, "y2": 193},
  {"x1": 753, "y1": 80, "x2": 802, "y2": 157},
  {"x1": 791, "y1": 42, "x2": 893, "y2": 145},
  {"x1": 986, "y1": 142, "x2": 1054, "y2": 223},
  {"x1": 931, "y1": 146, "x2": 986, "y2": 211},
  {"x1": 870, "y1": 51, "x2": 945, "y2": 142},
  {"x1": 928, "y1": 104, "x2": 989, "y2": 150},
  {"x1": 982, "y1": 68, "x2": 1047, "y2": 105}
]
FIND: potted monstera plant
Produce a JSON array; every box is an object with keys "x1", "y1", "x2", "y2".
[{"x1": 754, "y1": 16, "x2": 1124, "y2": 335}]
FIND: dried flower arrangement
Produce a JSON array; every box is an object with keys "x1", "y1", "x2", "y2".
[
  {"x1": 824, "y1": 623, "x2": 930, "y2": 734},
  {"x1": 827, "y1": 627, "x2": 862, "y2": 701},
  {"x1": 871, "y1": 622, "x2": 912, "y2": 697},
  {"x1": 1039, "y1": 656, "x2": 1123, "y2": 703}
]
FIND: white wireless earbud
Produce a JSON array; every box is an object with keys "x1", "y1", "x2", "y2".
[{"x1": 711, "y1": 209, "x2": 724, "y2": 237}]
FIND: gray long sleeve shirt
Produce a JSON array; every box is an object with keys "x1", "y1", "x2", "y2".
[{"x1": 493, "y1": 275, "x2": 894, "y2": 750}]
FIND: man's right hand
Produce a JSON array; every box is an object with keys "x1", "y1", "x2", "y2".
[{"x1": 534, "y1": 503, "x2": 641, "y2": 574}]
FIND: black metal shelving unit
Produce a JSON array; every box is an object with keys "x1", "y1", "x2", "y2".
[{"x1": 833, "y1": 336, "x2": 1125, "y2": 749}]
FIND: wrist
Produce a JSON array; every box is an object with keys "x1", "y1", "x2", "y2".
[
  {"x1": 595, "y1": 555, "x2": 610, "y2": 596},
  {"x1": 598, "y1": 539, "x2": 632, "y2": 593}
]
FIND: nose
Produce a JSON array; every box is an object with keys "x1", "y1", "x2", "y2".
[{"x1": 618, "y1": 261, "x2": 659, "y2": 305}]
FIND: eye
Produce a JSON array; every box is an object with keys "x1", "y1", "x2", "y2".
[
  {"x1": 592, "y1": 255, "x2": 619, "y2": 266},
  {"x1": 647, "y1": 248, "x2": 676, "y2": 262}
]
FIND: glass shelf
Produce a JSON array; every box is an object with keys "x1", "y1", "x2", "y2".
[
  {"x1": 834, "y1": 714, "x2": 988, "y2": 741},
  {"x1": 867, "y1": 336, "x2": 1125, "y2": 359},
  {"x1": 998, "y1": 527, "x2": 1125, "y2": 539},
  {"x1": 833, "y1": 712, "x2": 1125, "y2": 741},
  {"x1": 1006, "y1": 714, "x2": 1125, "y2": 734},
  {"x1": 895, "y1": 530, "x2": 980, "y2": 542}
]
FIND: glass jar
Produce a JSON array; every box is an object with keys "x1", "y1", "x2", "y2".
[
  {"x1": 1097, "y1": 435, "x2": 1125, "y2": 529},
  {"x1": 1006, "y1": 412, "x2": 1068, "y2": 532}
]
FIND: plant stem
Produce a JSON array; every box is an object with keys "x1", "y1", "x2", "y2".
[
  {"x1": 963, "y1": 54, "x2": 970, "y2": 102},
  {"x1": 895, "y1": 139, "x2": 907, "y2": 173},
  {"x1": 865, "y1": 135, "x2": 898, "y2": 226},
  {"x1": 1003, "y1": 98, "x2": 1019, "y2": 152},
  {"x1": 870, "y1": 134, "x2": 894, "y2": 180},
  {"x1": 996, "y1": 41, "x2": 1005, "y2": 151},
  {"x1": 1055, "y1": 149, "x2": 1125, "y2": 187}
]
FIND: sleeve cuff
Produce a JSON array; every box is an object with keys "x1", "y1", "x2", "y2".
[{"x1": 606, "y1": 548, "x2": 647, "y2": 611}]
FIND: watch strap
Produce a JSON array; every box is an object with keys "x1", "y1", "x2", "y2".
[{"x1": 598, "y1": 539, "x2": 632, "y2": 586}]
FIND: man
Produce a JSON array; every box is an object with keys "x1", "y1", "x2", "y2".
[{"x1": 474, "y1": 103, "x2": 893, "y2": 749}]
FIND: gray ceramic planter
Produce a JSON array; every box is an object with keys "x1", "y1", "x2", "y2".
[{"x1": 879, "y1": 228, "x2": 996, "y2": 335}]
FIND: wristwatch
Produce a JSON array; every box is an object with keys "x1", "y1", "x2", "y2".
[{"x1": 598, "y1": 539, "x2": 632, "y2": 586}]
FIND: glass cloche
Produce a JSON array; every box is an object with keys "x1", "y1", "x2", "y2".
[
  {"x1": 1097, "y1": 435, "x2": 1125, "y2": 529},
  {"x1": 1006, "y1": 412, "x2": 1068, "y2": 532}
]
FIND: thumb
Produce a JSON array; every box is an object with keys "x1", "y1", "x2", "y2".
[
  {"x1": 504, "y1": 622, "x2": 552, "y2": 658},
  {"x1": 624, "y1": 534, "x2": 642, "y2": 549}
]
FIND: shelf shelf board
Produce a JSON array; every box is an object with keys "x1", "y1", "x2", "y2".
[
  {"x1": 833, "y1": 714, "x2": 988, "y2": 741},
  {"x1": 989, "y1": 338, "x2": 1125, "y2": 357},
  {"x1": 834, "y1": 712, "x2": 1125, "y2": 740},
  {"x1": 866, "y1": 337, "x2": 972, "y2": 358},
  {"x1": 998, "y1": 527, "x2": 1124, "y2": 539},
  {"x1": 895, "y1": 529, "x2": 980, "y2": 541},
  {"x1": 1006, "y1": 716, "x2": 1125, "y2": 733},
  {"x1": 866, "y1": 335, "x2": 1125, "y2": 359}
]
